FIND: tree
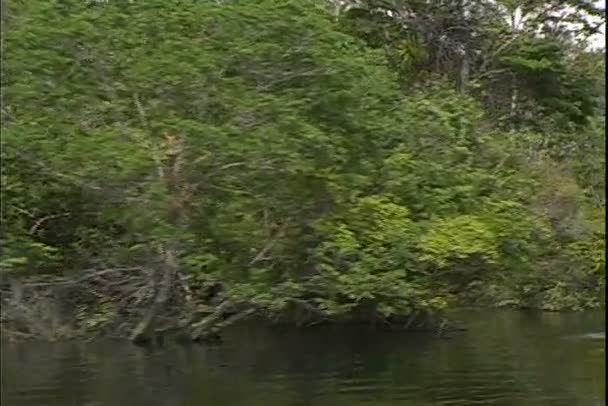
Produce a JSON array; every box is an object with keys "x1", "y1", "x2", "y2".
[{"x1": 1, "y1": 0, "x2": 604, "y2": 341}]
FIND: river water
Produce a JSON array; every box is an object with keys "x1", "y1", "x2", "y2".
[{"x1": 1, "y1": 310, "x2": 605, "y2": 406}]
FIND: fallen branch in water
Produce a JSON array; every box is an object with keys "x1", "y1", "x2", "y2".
[
  {"x1": 0, "y1": 260, "x2": 253, "y2": 344},
  {"x1": 190, "y1": 300, "x2": 235, "y2": 341},
  {"x1": 18, "y1": 267, "x2": 145, "y2": 288},
  {"x1": 130, "y1": 246, "x2": 177, "y2": 344},
  {"x1": 1, "y1": 265, "x2": 156, "y2": 341}
]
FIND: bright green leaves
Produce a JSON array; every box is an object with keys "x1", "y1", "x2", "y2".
[
  {"x1": 311, "y1": 196, "x2": 439, "y2": 318},
  {"x1": 568, "y1": 236, "x2": 606, "y2": 276},
  {"x1": 316, "y1": 195, "x2": 416, "y2": 268},
  {"x1": 418, "y1": 215, "x2": 499, "y2": 269},
  {"x1": 0, "y1": 236, "x2": 60, "y2": 275},
  {"x1": 409, "y1": 192, "x2": 549, "y2": 271}
]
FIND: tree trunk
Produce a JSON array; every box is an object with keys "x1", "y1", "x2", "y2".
[
  {"x1": 459, "y1": 53, "x2": 470, "y2": 93},
  {"x1": 510, "y1": 73, "x2": 519, "y2": 128},
  {"x1": 130, "y1": 132, "x2": 185, "y2": 344},
  {"x1": 130, "y1": 245, "x2": 177, "y2": 343},
  {"x1": 457, "y1": 0, "x2": 470, "y2": 94}
]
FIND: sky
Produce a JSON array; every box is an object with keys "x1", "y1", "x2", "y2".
[{"x1": 590, "y1": 0, "x2": 606, "y2": 49}]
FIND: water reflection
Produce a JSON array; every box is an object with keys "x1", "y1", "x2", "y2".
[{"x1": 1, "y1": 310, "x2": 605, "y2": 406}]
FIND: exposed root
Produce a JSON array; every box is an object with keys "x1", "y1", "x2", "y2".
[{"x1": 0, "y1": 263, "x2": 257, "y2": 344}]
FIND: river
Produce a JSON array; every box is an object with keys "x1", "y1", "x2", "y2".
[{"x1": 1, "y1": 310, "x2": 605, "y2": 406}]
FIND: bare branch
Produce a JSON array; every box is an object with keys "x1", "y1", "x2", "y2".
[
  {"x1": 218, "y1": 162, "x2": 248, "y2": 171},
  {"x1": 206, "y1": 184, "x2": 256, "y2": 196},
  {"x1": 248, "y1": 223, "x2": 288, "y2": 266},
  {"x1": 29, "y1": 212, "x2": 72, "y2": 235},
  {"x1": 133, "y1": 93, "x2": 149, "y2": 129}
]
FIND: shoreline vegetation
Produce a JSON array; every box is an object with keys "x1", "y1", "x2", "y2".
[{"x1": 1, "y1": 0, "x2": 605, "y2": 344}]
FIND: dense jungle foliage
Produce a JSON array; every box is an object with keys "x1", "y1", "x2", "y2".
[{"x1": 1, "y1": 0, "x2": 605, "y2": 340}]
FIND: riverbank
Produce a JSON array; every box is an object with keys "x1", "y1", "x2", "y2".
[{"x1": 1, "y1": 267, "x2": 602, "y2": 343}]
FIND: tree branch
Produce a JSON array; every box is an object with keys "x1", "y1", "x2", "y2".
[
  {"x1": 248, "y1": 223, "x2": 288, "y2": 266},
  {"x1": 29, "y1": 212, "x2": 72, "y2": 235}
]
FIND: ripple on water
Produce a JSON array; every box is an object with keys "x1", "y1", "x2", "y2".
[{"x1": 1, "y1": 311, "x2": 605, "y2": 406}]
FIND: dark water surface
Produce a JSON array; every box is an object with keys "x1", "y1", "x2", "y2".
[{"x1": 1, "y1": 310, "x2": 605, "y2": 406}]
